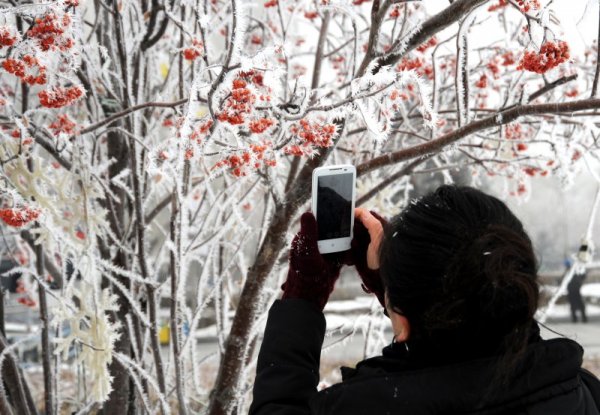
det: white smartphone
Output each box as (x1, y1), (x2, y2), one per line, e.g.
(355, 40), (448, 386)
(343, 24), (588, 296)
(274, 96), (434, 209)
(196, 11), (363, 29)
(311, 165), (356, 254)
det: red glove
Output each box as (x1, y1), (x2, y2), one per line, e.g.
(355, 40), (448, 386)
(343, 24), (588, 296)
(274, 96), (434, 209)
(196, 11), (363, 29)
(348, 210), (387, 309)
(281, 212), (345, 311)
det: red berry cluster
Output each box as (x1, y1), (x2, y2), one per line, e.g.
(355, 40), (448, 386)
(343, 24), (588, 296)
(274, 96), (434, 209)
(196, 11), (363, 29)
(304, 10), (318, 20)
(0, 26), (18, 47)
(352, 0), (371, 5)
(251, 34), (263, 45)
(16, 278), (37, 308)
(516, 0), (540, 12)
(238, 69), (264, 87)
(183, 39), (204, 61)
(396, 57), (433, 79)
(501, 51), (516, 66)
(283, 144), (308, 157)
(213, 142), (275, 176)
(217, 78), (256, 125)
(249, 118), (274, 134)
(488, 0), (538, 12)
(565, 88), (578, 97)
(475, 74), (488, 88)
(488, 0), (506, 11)
(290, 119), (337, 148)
(416, 37), (437, 53)
(517, 41), (570, 74)
(2, 56), (47, 85)
(523, 166), (547, 177)
(190, 119), (214, 142)
(0, 207), (40, 227)
(27, 13), (74, 52)
(504, 123), (524, 140)
(264, 0), (277, 7)
(49, 114), (77, 136)
(39, 85), (84, 108)
(330, 55), (345, 70)
(487, 62), (500, 78)
(389, 7), (400, 18)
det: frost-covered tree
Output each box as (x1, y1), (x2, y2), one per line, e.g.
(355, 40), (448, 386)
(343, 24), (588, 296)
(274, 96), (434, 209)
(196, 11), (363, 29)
(1, 0), (600, 414)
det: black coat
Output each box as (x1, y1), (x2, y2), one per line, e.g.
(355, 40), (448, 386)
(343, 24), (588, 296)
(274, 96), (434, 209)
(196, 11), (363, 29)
(250, 299), (600, 415)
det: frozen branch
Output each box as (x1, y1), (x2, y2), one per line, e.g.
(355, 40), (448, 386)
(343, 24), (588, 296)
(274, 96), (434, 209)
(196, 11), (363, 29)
(357, 98), (600, 176)
(377, 0), (489, 72)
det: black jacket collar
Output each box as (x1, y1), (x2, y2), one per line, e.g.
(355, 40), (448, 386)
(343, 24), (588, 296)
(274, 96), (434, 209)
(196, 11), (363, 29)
(313, 336), (584, 414)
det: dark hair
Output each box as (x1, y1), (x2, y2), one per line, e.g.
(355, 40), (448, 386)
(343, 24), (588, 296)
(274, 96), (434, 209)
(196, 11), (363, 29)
(379, 185), (539, 377)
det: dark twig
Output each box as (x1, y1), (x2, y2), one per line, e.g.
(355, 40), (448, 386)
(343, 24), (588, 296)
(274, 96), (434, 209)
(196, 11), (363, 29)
(592, 0), (600, 98)
(528, 74), (578, 102)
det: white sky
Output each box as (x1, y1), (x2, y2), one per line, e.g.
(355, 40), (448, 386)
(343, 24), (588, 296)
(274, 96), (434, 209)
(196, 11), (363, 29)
(421, 0), (598, 56)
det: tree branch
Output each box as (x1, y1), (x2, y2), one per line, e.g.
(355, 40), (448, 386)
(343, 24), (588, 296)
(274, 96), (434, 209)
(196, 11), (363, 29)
(356, 155), (432, 206)
(77, 98), (188, 136)
(528, 74), (578, 102)
(376, 0), (489, 73)
(0, 333), (36, 415)
(592, 0), (600, 98)
(357, 98), (600, 176)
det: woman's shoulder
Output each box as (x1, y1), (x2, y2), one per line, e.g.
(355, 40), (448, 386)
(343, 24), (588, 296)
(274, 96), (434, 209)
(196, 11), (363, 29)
(311, 338), (594, 415)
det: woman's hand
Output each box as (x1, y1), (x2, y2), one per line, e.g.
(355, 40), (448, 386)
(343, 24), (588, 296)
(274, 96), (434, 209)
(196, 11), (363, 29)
(281, 212), (344, 311)
(355, 208), (385, 269)
(350, 208), (387, 308)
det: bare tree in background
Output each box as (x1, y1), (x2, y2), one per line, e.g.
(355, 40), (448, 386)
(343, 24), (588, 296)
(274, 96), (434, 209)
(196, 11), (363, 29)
(1, 0), (599, 414)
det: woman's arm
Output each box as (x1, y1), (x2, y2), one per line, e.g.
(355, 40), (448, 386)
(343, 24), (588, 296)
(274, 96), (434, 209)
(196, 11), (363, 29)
(249, 299), (326, 415)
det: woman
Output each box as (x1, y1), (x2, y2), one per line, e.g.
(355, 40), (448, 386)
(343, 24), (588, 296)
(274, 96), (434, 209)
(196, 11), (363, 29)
(250, 185), (600, 414)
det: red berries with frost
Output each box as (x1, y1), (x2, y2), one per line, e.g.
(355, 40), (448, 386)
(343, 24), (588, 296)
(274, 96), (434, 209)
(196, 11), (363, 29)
(475, 74), (488, 88)
(0, 26), (18, 47)
(2, 56), (47, 85)
(501, 51), (515, 66)
(0, 207), (40, 227)
(28, 13), (74, 51)
(291, 119), (337, 148)
(565, 89), (578, 97)
(489, 0), (539, 12)
(39, 86), (84, 108)
(416, 37), (437, 53)
(517, 41), (570, 74)
(183, 39), (204, 61)
(249, 118), (274, 134)
(504, 123), (524, 140)
(216, 78), (256, 125)
(49, 114), (77, 136)
(283, 145), (305, 157)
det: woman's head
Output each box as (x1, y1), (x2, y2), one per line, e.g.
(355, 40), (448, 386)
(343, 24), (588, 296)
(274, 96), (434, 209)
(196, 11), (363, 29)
(379, 185), (539, 361)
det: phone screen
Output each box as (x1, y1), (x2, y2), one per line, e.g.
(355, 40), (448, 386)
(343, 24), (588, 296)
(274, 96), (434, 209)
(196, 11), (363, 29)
(316, 173), (353, 240)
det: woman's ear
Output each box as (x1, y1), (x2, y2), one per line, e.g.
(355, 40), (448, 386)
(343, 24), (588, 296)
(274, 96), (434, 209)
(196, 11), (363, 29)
(390, 313), (411, 342)
(385, 291), (411, 342)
